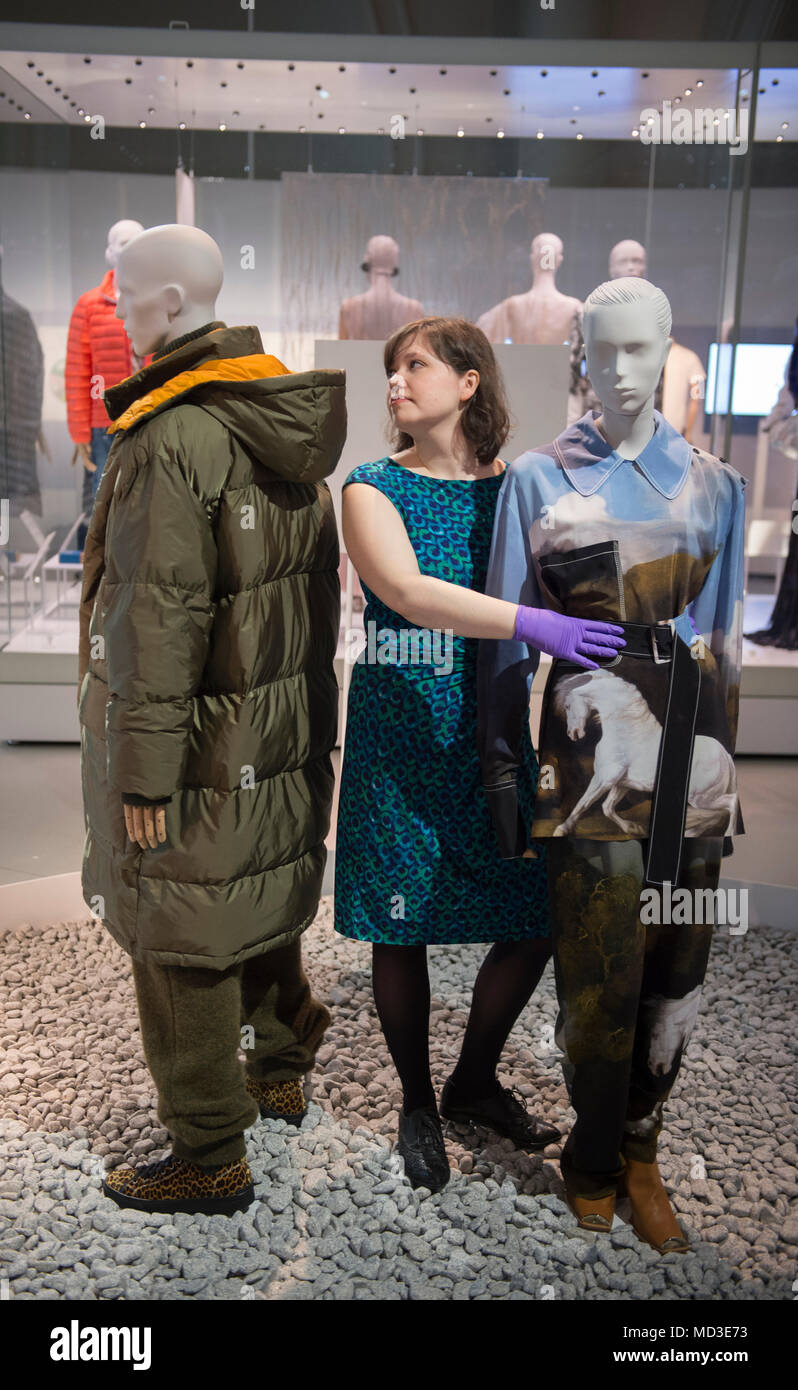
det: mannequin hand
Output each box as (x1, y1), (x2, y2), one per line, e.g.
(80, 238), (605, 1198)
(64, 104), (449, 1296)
(78, 442), (95, 471)
(514, 606), (625, 670)
(123, 802), (167, 850)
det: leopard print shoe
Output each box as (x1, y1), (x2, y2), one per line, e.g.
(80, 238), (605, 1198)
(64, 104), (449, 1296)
(102, 1154), (255, 1216)
(245, 1074), (307, 1126)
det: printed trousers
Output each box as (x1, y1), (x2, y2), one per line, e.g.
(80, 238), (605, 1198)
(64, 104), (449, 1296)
(545, 836), (723, 1197)
(130, 940), (331, 1167)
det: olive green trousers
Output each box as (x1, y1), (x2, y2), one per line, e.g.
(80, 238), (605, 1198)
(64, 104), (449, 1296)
(130, 941), (331, 1167)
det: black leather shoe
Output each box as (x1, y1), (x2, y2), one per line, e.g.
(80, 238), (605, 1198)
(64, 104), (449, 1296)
(396, 1106), (450, 1193)
(440, 1078), (561, 1152)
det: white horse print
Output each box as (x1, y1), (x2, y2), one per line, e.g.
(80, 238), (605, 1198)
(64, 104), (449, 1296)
(551, 671), (737, 837)
(639, 985), (704, 1077)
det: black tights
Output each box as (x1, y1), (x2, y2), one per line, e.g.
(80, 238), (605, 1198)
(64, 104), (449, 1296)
(371, 937), (552, 1114)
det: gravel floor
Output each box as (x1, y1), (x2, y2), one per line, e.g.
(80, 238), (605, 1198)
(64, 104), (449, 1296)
(0, 901), (795, 1301)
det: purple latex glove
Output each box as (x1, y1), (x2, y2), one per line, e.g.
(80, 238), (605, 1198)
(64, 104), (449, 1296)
(688, 612), (700, 638)
(513, 606), (626, 670)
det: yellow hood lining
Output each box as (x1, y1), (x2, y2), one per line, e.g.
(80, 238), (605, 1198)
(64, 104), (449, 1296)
(109, 354), (291, 433)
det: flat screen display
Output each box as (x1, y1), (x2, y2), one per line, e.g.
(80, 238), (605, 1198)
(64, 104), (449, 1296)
(705, 342), (792, 416)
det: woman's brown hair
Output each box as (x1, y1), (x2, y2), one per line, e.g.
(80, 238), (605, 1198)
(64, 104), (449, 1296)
(383, 316), (512, 465)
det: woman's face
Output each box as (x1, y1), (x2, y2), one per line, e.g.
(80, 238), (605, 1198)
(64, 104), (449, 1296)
(386, 334), (477, 435)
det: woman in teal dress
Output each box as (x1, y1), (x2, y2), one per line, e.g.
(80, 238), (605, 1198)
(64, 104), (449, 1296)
(335, 316), (624, 1192)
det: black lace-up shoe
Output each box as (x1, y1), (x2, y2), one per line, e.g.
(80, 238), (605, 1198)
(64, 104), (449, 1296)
(440, 1078), (561, 1152)
(396, 1106), (451, 1193)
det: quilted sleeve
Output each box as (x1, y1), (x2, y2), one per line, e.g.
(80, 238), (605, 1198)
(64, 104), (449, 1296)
(65, 294), (93, 444)
(101, 434), (218, 801)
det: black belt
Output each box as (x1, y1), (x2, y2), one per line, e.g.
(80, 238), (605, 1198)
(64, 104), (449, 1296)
(570, 619), (700, 887)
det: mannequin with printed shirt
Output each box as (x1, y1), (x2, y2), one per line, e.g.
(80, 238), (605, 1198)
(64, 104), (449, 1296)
(478, 277), (746, 1252)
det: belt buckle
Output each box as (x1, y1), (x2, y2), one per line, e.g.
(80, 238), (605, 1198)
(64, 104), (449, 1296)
(649, 625), (669, 665)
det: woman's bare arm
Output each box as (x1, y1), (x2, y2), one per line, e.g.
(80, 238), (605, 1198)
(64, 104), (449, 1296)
(342, 482), (518, 638)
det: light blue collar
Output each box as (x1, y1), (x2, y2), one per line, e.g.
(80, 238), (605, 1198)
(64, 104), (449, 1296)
(553, 409), (693, 500)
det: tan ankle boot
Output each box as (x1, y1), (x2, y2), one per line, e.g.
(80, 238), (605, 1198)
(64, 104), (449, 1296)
(620, 1156), (689, 1253)
(565, 1189), (616, 1233)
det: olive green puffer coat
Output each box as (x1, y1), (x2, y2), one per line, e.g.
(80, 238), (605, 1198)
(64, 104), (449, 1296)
(77, 323), (346, 969)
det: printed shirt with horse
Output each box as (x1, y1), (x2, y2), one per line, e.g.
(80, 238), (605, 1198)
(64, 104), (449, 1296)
(477, 409), (746, 844)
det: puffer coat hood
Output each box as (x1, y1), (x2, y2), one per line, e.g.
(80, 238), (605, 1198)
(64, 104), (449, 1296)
(78, 322), (346, 969)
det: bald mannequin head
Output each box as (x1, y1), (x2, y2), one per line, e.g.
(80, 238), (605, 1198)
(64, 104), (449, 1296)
(609, 239), (647, 280)
(115, 224), (224, 355)
(105, 220), (145, 269)
(530, 232), (564, 274)
(361, 234), (399, 276)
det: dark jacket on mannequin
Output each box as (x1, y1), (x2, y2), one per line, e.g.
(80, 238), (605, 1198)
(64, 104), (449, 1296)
(77, 322), (346, 969)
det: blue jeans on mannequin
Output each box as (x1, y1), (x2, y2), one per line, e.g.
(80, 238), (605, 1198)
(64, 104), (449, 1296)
(77, 427), (113, 550)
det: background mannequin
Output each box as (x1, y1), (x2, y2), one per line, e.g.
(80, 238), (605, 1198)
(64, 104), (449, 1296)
(338, 234), (424, 340)
(66, 219), (145, 550)
(660, 337), (706, 441)
(478, 232), (582, 345)
(0, 245), (45, 522)
(609, 239), (648, 280)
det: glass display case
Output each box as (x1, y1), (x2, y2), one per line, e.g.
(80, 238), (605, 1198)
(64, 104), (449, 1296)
(0, 17), (796, 747)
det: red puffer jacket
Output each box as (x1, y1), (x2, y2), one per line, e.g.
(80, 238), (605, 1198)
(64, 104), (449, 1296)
(65, 269), (145, 443)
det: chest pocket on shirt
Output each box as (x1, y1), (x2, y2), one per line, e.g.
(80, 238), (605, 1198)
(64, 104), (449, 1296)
(538, 539), (626, 621)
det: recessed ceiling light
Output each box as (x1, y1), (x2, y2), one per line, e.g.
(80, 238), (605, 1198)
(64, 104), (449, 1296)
(178, 121), (186, 129)
(632, 128), (639, 137)
(490, 69), (497, 76)
(339, 65), (346, 72)
(497, 129), (504, 138)
(389, 67), (396, 74)
(219, 123), (226, 131)
(503, 89), (510, 96)
(696, 79), (703, 87)
(139, 120), (146, 128)
(24, 112), (30, 119)
(536, 130), (544, 139)
(135, 58), (142, 66)
(298, 124), (306, 132)
(237, 62), (244, 69)
(338, 126), (345, 134)
(591, 70), (598, 77)
(684, 87), (692, 95)
(288, 63), (295, 71)
(125, 78), (132, 84)
(777, 134), (784, 142)
(457, 127), (464, 137)
(576, 132), (583, 140)
(439, 68), (447, 75)
(416, 128), (424, 135)
(781, 121), (789, 128)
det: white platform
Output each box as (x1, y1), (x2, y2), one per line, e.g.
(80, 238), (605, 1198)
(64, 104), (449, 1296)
(2, 584), (797, 752)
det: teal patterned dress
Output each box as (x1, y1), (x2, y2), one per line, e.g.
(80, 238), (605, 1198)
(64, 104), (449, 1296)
(334, 456), (549, 946)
